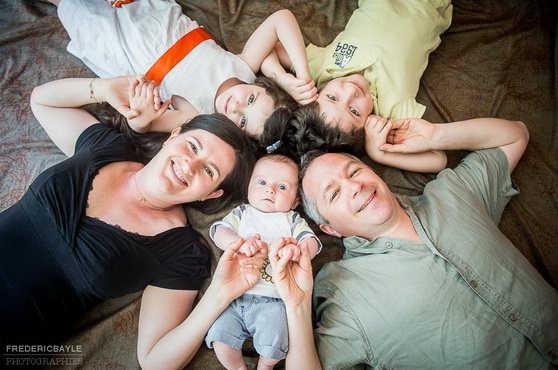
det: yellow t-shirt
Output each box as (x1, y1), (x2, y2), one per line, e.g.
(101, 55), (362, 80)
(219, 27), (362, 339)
(306, 0), (453, 119)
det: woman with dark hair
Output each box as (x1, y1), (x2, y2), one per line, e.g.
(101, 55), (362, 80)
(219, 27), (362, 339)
(0, 77), (259, 369)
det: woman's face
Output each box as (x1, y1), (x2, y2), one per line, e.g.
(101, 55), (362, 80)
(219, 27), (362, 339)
(316, 74), (373, 133)
(145, 128), (236, 205)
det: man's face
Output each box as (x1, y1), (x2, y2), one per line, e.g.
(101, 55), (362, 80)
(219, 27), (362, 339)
(316, 74), (373, 133)
(302, 153), (398, 239)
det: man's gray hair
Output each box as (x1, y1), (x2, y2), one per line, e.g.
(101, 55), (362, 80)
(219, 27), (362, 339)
(299, 150), (328, 225)
(299, 150), (364, 225)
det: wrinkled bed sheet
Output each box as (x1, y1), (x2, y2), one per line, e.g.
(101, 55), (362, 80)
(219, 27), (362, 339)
(1, 0), (556, 368)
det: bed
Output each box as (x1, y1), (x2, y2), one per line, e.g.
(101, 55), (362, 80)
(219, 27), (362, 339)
(1, 0), (556, 368)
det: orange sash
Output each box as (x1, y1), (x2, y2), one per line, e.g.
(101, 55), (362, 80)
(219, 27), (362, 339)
(145, 27), (214, 85)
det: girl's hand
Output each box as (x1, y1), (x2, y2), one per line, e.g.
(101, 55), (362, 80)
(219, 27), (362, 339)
(277, 73), (318, 105)
(213, 239), (266, 302)
(127, 80), (171, 133)
(269, 237), (313, 308)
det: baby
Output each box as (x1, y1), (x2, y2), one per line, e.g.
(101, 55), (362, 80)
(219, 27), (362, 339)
(206, 154), (320, 369)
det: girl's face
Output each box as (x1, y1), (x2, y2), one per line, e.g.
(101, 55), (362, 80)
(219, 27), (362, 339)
(214, 84), (275, 139)
(316, 74), (373, 133)
(144, 128), (236, 206)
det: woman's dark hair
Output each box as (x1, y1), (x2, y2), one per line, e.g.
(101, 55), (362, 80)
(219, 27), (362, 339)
(89, 102), (168, 162)
(259, 103), (364, 163)
(89, 104), (256, 214)
(180, 114), (256, 214)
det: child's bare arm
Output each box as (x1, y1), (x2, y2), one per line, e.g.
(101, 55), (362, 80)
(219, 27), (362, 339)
(131, 94), (199, 133)
(239, 9), (317, 101)
(212, 225), (243, 251)
(127, 80), (172, 133)
(365, 115), (447, 173)
(260, 46), (317, 105)
(301, 237), (319, 259)
(240, 10), (306, 74)
(213, 226), (265, 257)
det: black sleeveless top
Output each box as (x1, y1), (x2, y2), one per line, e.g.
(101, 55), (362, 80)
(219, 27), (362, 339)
(0, 124), (211, 346)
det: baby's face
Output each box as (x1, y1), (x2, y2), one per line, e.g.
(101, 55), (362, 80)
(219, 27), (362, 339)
(247, 158), (299, 213)
(316, 74), (373, 133)
(214, 83), (274, 139)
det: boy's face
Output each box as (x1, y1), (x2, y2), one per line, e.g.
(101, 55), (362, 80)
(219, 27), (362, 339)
(247, 158), (299, 213)
(214, 84), (274, 139)
(316, 74), (373, 133)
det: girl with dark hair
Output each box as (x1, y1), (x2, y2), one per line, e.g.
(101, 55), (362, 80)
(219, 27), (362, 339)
(0, 77), (259, 369)
(49, 0), (316, 139)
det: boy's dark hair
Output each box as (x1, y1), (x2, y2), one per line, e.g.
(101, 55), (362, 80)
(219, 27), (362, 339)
(259, 103), (365, 163)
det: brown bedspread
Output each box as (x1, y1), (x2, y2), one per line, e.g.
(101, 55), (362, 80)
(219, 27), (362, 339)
(1, 0), (556, 368)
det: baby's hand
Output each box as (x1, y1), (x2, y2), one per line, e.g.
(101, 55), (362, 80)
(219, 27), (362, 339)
(364, 115), (393, 161)
(127, 80), (171, 133)
(277, 240), (301, 262)
(277, 73), (317, 105)
(239, 234), (267, 257)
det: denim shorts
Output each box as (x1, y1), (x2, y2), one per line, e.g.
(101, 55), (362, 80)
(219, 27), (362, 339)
(205, 293), (288, 360)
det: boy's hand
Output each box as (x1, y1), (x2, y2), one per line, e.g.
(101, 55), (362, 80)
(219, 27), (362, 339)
(276, 73), (318, 105)
(364, 115), (394, 161)
(127, 80), (171, 133)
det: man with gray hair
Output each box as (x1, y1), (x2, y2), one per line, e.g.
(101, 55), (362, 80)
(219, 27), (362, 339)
(299, 116), (558, 369)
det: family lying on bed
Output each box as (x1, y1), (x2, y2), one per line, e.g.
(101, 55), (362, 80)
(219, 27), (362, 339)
(1, 0), (557, 369)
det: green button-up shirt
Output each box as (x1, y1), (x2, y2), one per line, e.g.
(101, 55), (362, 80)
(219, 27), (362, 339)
(314, 149), (558, 369)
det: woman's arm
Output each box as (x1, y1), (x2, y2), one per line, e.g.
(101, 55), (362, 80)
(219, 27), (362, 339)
(365, 116), (447, 173)
(137, 239), (265, 370)
(381, 117), (529, 172)
(30, 76), (144, 156)
(30, 78), (103, 156)
(269, 238), (322, 369)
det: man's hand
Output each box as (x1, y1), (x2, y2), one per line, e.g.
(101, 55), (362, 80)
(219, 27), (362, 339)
(277, 238), (302, 262)
(269, 237), (313, 307)
(380, 117), (437, 153)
